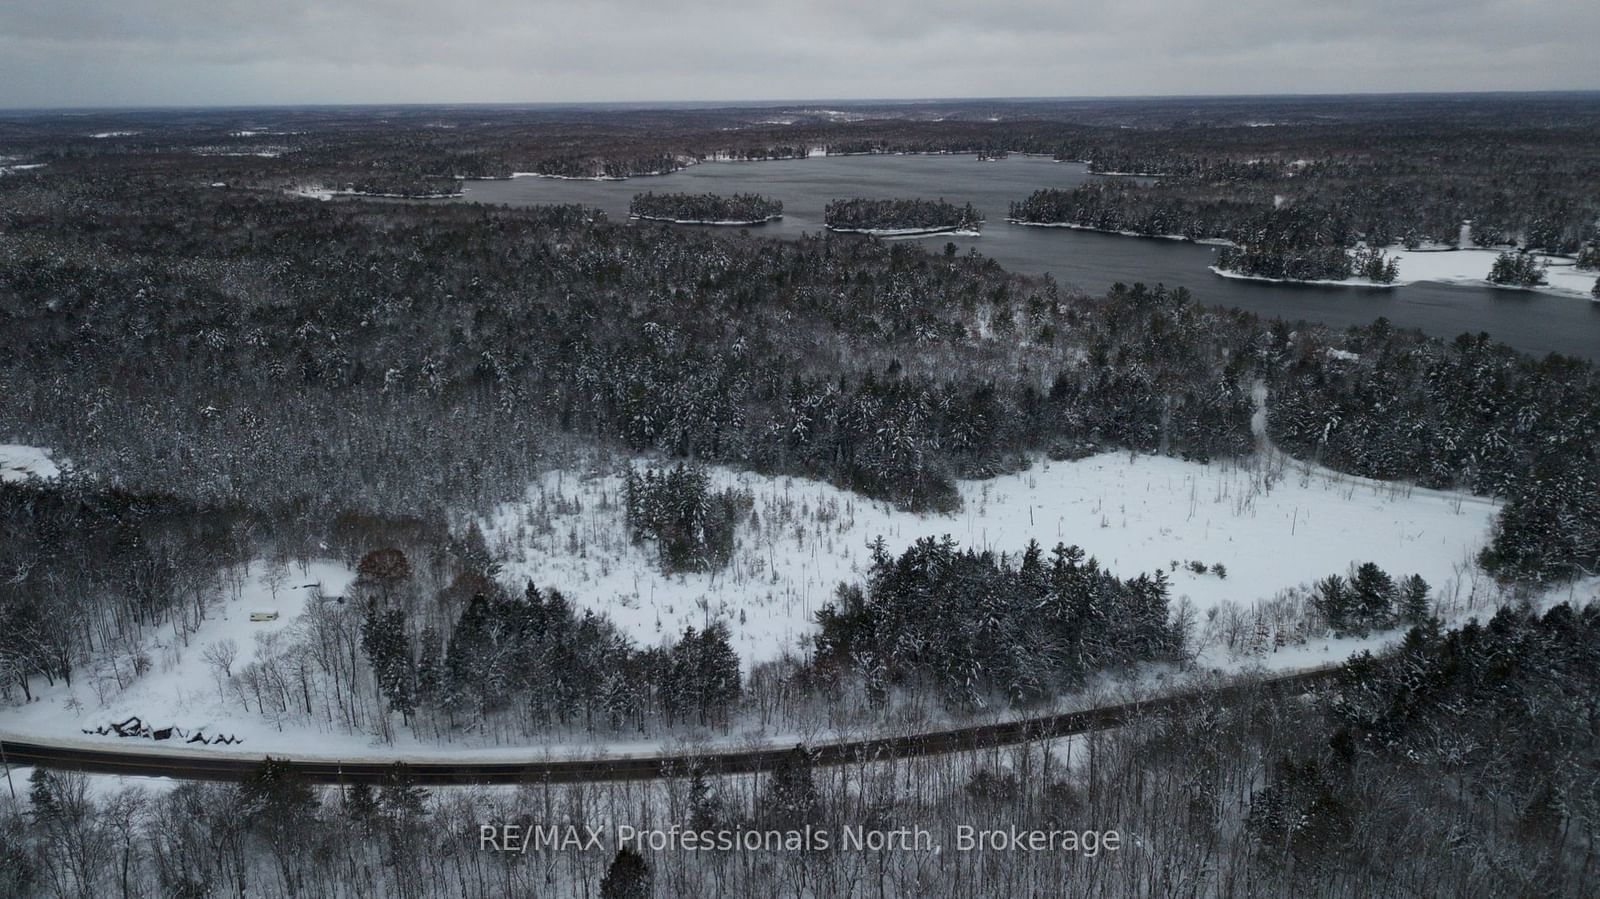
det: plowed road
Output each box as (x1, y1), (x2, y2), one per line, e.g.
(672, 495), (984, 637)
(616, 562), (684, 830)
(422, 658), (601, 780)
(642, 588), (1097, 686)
(1, 668), (1335, 785)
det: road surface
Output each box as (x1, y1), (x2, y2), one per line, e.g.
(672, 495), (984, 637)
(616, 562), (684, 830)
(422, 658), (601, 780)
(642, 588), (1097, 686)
(0, 667), (1335, 786)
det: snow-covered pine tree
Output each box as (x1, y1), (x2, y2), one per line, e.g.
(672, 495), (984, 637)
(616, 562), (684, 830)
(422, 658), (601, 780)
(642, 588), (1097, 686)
(599, 847), (651, 899)
(1350, 562), (1397, 632)
(1398, 574), (1431, 626)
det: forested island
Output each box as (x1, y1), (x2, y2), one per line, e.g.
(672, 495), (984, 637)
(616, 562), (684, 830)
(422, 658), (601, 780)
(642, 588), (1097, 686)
(824, 197), (983, 235)
(629, 191), (783, 225)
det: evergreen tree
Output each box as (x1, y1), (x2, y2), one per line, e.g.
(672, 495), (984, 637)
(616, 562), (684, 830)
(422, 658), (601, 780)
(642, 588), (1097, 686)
(414, 625), (444, 709)
(687, 769), (724, 832)
(241, 757), (318, 828)
(1350, 562), (1396, 631)
(763, 745), (820, 825)
(26, 768), (59, 824)
(1488, 250), (1547, 286)
(344, 783), (380, 832)
(599, 847), (651, 899)
(379, 762), (429, 820)
(1398, 574), (1431, 626)
(361, 606), (417, 724)
(239, 755), (321, 891)
(1314, 575), (1354, 634)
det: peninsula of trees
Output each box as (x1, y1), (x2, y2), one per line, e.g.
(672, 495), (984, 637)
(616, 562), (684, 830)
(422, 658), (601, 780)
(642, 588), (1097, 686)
(629, 191), (783, 225)
(824, 198), (983, 235)
(1213, 243), (1400, 284)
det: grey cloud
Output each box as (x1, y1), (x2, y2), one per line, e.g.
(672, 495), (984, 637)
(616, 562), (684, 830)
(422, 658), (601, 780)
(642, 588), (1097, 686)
(0, 0), (1594, 107)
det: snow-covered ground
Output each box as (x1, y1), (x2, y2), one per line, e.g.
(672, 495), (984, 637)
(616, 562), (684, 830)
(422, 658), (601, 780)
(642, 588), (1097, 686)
(0, 443), (60, 482)
(1387, 247), (1596, 298)
(484, 450), (1500, 668)
(1213, 247), (1598, 299)
(7, 437), (1589, 764)
(2, 561), (366, 755)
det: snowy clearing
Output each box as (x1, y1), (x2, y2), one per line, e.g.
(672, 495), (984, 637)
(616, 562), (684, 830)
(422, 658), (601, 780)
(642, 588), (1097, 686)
(0, 442), (1572, 763)
(485, 451), (1500, 668)
(0, 444), (60, 482)
(1387, 247), (1597, 298)
(1212, 247), (1598, 299)
(2, 562), (366, 756)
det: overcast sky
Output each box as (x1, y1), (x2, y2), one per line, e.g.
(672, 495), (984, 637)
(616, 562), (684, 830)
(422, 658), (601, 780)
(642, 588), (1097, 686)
(2, 0), (1596, 108)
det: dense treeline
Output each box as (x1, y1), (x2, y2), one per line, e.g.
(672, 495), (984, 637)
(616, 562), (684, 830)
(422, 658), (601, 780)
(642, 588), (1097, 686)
(0, 178), (1258, 519)
(1267, 322), (1600, 581)
(1310, 562), (1432, 636)
(5, 602), (1596, 897)
(823, 198), (982, 233)
(1012, 160), (1600, 257)
(1214, 243), (1399, 283)
(629, 191), (782, 223)
(2, 173), (1594, 580)
(526, 153), (683, 180)
(815, 537), (1182, 709)
(1214, 244), (1353, 282)
(1011, 183), (1265, 241)
(411, 578), (742, 734)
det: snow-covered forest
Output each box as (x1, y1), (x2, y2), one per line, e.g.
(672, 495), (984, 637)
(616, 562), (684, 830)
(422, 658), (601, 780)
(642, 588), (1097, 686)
(629, 192), (782, 224)
(4, 603), (1597, 897)
(2, 96), (1599, 896)
(824, 198), (983, 234)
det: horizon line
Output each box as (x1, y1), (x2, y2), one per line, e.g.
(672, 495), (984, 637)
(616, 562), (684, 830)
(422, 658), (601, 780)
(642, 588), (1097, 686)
(4, 88), (1600, 116)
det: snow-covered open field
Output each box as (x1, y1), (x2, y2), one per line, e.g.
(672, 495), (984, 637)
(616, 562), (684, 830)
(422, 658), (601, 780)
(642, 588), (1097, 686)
(0, 443), (60, 482)
(7, 440), (1591, 762)
(2, 562), (362, 752)
(1389, 247), (1597, 298)
(484, 450), (1500, 667)
(1213, 247), (1598, 299)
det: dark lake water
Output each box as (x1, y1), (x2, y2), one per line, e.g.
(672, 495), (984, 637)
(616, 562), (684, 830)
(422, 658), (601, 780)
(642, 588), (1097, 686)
(443, 155), (1600, 361)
